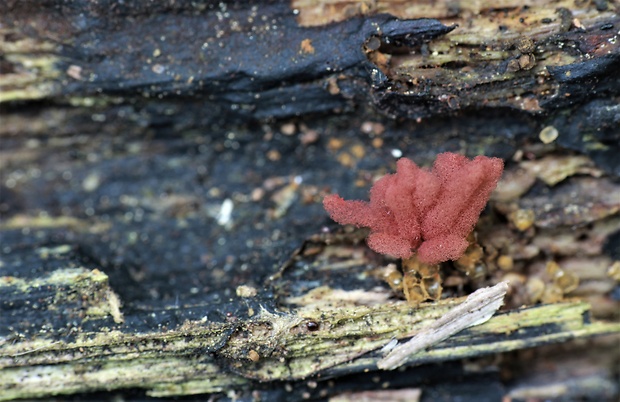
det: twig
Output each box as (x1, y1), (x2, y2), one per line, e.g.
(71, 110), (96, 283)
(378, 281), (509, 370)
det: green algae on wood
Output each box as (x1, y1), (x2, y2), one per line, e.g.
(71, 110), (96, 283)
(2, 285), (619, 400)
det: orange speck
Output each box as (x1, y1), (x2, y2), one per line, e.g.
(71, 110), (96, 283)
(300, 38), (315, 54)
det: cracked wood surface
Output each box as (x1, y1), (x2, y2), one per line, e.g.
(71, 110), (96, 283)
(1, 1), (619, 401)
(1, 263), (618, 399)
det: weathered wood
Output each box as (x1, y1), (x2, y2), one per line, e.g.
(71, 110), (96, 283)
(1, 1), (619, 401)
(1, 263), (618, 399)
(2, 0), (618, 175)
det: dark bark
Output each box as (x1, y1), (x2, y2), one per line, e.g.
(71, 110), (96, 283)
(1, 1), (619, 401)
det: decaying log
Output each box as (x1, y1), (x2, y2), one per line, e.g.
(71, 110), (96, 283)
(1, 262), (618, 400)
(1, 1), (619, 401)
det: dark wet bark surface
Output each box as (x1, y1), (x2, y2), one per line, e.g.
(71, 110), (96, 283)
(1, 1), (619, 401)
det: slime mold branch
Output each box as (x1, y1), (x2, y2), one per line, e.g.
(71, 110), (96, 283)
(323, 153), (504, 265)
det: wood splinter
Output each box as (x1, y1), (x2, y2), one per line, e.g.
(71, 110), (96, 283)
(378, 281), (509, 370)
